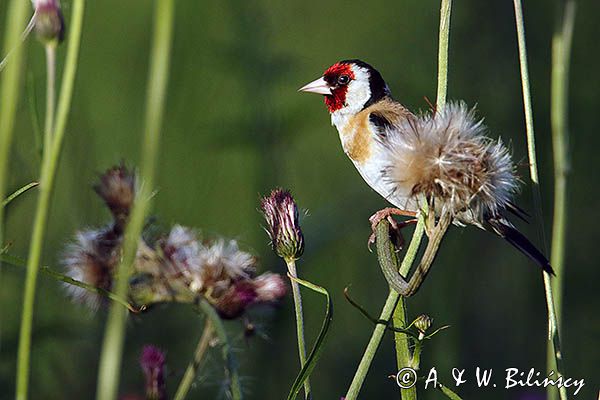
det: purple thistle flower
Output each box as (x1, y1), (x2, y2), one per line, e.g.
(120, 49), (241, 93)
(260, 189), (304, 262)
(215, 280), (258, 319)
(215, 273), (287, 319)
(140, 345), (166, 400)
(32, 0), (65, 44)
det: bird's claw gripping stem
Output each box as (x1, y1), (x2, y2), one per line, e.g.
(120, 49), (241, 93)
(376, 211), (452, 297)
(368, 207), (418, 250)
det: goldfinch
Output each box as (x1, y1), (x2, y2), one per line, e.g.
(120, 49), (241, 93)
(299, 59), (553, 292)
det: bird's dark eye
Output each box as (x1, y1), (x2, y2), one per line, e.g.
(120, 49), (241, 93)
(337, 75), (350, 85)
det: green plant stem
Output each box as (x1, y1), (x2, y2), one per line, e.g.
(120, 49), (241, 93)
(15, 2), (86, 399)
(345, 217), (425, 400)
(0, 253), (141, 312)
(409, 338), (423, 370)
(195, 300), (242, 400)
(390, 0), (451, 396)
(437, 383), (462, 400)
(44, 44), (56, 153)
(95, 2), (174, 400)
(548, 2), (575, 400)
(0, 0), (30, 256)
(286, 259), (311, 399)
(436, 0), (452, 111)
(174, 319), (214, 400)
(2, 182), (38, 208)
(512, 2), (568, 400)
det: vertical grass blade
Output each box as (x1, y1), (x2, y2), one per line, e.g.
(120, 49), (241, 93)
(512, 1), (569, 399)
(0, 0), (31, 258)
(15, 2), (86, 398)
(95, 1), (175, 399)
(549, 2), (576, 400)
(436, 0), (452, 110)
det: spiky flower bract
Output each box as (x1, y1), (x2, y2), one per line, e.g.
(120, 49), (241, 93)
(260, 189), (304, 262)
(382, 102), (518, 224)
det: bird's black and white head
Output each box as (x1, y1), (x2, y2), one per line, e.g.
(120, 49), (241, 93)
(299, 60), (391, 126)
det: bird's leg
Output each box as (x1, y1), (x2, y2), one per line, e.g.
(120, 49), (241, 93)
(378, 211), (452, 297)
(368, 207), (418, 250)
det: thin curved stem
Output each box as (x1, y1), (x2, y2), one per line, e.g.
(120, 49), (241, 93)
(174, 319), (214, 400)
(512, 2), (568, 400)
(95, 1), (174, 399)
(195, 301), (242, 400)
(15, 2), (86, 399)
(1, 253), (142, 312)
(286, 259), (311, 399)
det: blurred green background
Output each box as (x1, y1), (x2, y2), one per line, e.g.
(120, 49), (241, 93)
(0, 0), (598, 399)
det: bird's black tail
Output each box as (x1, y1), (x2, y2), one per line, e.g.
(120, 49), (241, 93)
(486, 217), (555, 276)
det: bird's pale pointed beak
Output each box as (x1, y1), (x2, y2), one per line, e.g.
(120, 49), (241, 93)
(298, 77), (332, 95)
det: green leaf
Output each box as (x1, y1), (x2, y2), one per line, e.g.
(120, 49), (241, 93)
(2, 181), (38, 208)
(286, 275), (333, 400)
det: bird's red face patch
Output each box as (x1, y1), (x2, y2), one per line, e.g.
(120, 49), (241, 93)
(323, 63), (355, 113)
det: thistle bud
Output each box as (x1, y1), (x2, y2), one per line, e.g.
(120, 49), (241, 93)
(260, 189), (304, 262)
(413, 314), (432, 336)
(140, 345), (166, 400)
(94, 164), (136, 230)
(32, 0), (65, 44)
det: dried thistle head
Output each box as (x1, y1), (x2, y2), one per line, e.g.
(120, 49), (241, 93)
(32, 0), (65, 44)
(384, 102), (518, 222)
(159, 225), (201, 278)
(140, 345), (166, 400)
(195, 238), (257, 296)
(260, 189), (304, 262)
(94, 164), (136, 230)
(62, 227), (121, 310)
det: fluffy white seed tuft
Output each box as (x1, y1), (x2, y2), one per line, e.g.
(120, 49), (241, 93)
(382, 102), (519, 223)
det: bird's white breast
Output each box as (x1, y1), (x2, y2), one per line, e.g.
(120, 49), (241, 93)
(331, 112), (418, 212)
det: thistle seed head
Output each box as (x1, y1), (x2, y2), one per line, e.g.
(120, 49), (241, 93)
(160, 225), (201, 277)
(383, 102), (518, 222)
(62, 227), (121, 310)
(260, 189), (304, 262)
(196, 238), (257, 296)
(253, 272), (288, 302)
